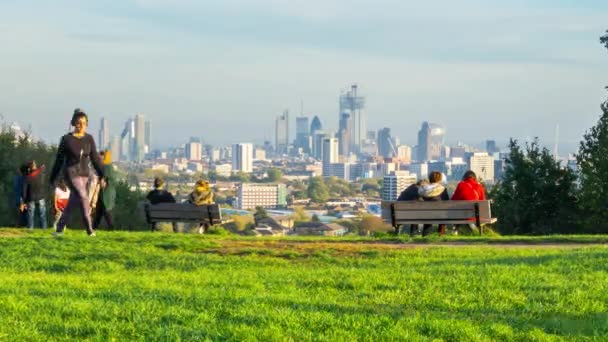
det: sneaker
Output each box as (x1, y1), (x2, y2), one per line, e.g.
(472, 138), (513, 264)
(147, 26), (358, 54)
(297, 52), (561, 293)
(52, 231), (64, 237)
(88, 232), (96, 237)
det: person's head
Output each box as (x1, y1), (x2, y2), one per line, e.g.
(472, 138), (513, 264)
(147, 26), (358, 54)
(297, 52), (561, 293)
(100, 150), (112, 165)
(462, 170), (477, 181)
(195, 179), (209, 192)
(154, 177), (165, 190)
(19, 163), (29, 176)
(428, 171), (442, 184)
(71, 108), (88, 134)
(27, 160), (37, 173)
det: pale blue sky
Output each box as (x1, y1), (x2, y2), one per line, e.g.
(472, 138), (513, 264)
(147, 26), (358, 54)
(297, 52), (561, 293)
(0, 0), (606, 152)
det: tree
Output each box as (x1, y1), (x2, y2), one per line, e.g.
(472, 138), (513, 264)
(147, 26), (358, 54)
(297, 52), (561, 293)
(491, 139), (578, 234)
(266, 168), (283, 182)
(576, 95), (608, 232)
(358, 215), (392, 235)
(253, 206), (269, 225)
(291, 206), (310, 222)
(307, 177), (329, 203)
(601, 30), (608, 50)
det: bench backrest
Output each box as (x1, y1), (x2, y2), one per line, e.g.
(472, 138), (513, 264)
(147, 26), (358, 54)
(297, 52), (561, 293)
(145, 203), (222, 225)
(381, 200), (494, 226)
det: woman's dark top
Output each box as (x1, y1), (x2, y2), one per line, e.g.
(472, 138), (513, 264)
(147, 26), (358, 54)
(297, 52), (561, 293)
(146, 190), (176, 205)
(50, 133), (104, 184)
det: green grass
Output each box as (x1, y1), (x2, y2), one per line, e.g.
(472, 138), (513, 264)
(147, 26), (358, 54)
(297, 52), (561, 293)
(0, 229), (607, 341)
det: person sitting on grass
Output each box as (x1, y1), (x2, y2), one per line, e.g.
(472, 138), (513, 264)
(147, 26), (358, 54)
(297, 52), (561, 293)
(418, 171), (450, 236)
(188, 180), (215, 234)
(146, 177), (178, 233)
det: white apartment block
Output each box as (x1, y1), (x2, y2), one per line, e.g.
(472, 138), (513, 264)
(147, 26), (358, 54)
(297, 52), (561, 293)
(232, 143), (253, 173)
(237, 183), (287, 210)
(382, 171), (417, 201)
(469, 152), (495, 183)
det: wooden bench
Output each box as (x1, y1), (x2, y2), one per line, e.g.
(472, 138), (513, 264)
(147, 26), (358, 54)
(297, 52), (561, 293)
(381, 200), (497, 235)
(144, 203), (222, 232)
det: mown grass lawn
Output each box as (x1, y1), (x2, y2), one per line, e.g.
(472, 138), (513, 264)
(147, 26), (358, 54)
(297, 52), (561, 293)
(0, 229), (607, 341)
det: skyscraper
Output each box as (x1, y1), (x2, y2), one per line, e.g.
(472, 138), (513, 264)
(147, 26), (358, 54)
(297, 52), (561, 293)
(145, 120), (151, 151)
(417, 122), (445, 161)
(185, 141), (202, 161)
(120, 118), (135, 161)
(338, 113), (352, 157)
(469, 152), (495, 183)
(313, 131), (329, 160)
(377, 127), (395, 158)
(134, 114), (146, 162)
(486, 140), (499, 154)
(310, 115), (322, 136)
(232, 143), (253, 173)
(322, 137), (339, 176)
(295, 116), (310, 153)
(339, 84), (366, 153)
(99, 117), (110, 150)
(275, 110), (289, 156)
(109, 135), (121, 162)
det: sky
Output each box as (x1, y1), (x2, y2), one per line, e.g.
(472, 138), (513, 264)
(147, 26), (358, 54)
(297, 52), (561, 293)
(0, 0), (607, 153)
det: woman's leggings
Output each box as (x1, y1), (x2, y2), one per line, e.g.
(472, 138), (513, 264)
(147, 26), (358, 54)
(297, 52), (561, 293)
(56, 175), (94, 234)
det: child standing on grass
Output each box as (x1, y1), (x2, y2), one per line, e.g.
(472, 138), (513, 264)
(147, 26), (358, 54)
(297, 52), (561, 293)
(52, 180), (70, 229)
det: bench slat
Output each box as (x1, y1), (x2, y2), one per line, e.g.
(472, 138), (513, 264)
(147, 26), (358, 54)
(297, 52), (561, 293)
(394, 210), (476, 220)
(394, 218), (497, 225)
(145, 204), (222, 224)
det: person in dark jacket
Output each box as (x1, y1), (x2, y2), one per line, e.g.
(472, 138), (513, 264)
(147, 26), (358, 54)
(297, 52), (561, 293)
(22, 160), (48, 228)
(146, 177), (178, 233)
(396, 180), (423, 235)
(92, 150), (116, 230)
(49, 108), (104, 237)
(418, 171), (449, 236)
(14, 163), (29, 227)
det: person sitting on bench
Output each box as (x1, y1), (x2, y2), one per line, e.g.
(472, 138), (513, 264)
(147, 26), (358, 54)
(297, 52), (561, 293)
(396, 180), (423, 235)
(451, 170), (486, 233)
(418, 171), (450, 236)
(188, 180), (215, 234)
(146, 177), (178, 233)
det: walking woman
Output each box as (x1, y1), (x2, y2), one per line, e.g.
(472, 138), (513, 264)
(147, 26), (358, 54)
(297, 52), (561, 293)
(49, 108), (104, 236)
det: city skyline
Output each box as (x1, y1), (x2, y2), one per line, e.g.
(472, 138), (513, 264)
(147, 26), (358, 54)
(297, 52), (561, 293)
(0, 1), (606, 153)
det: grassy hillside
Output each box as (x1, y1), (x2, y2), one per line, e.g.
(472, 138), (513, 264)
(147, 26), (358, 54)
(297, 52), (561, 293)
(0, 229), (607, 341)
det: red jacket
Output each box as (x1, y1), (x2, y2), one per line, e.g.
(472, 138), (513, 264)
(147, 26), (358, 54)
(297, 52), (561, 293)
(451, 178), (486, 201)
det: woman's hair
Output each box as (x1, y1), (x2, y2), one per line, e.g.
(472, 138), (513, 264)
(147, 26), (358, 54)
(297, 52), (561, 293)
(154, 177), (165, 189)
(462, 170), (477, 181)
(70, 108), (88, 126)
(428, 171), (442, 184)
(100, 150), (112, 164)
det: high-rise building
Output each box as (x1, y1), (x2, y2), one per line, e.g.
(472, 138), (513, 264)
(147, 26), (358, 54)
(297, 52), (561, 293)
(134, 114), (146, 162)
(275, 110), (289, 156)
(185, 142), (202, 161)
(232, 143), (253, 173)
(409, 162), (429, 180)
(295, 116), (310, 154)
(322, 137), (339, 176)
(99, 117), (110, 150)
(109, 135), (121, 162)
(397, 145), (412, 164)
(310, 116), (322, 136)
(469, 152), (495, 183)
(451, 145), (466, 158)
(237, 183), (287, 210)
(382, 171), (417, 201)
(339, 84), (366, 153)
(338, 113), (352, 157)
(312, 131), (329, 160)
(377, 127), (395, 158)
(486, 140), (499, 154)
(417, 122), (445, 162)
(145, 120), (151, 151)
(120, 118), (135, 161)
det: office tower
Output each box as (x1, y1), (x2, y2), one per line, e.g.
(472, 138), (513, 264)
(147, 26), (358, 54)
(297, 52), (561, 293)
(486, 140), (499, 154)
(120, 118), (135, 161)
(310, 115), (322, 136)
(397, 145), (412, 164)
(109, 135), (121, 163)
(409, 162), (429, 180)
(295, 116), (310, 153)
(451, 145), (466, 158)
(99, 117), (110, 150)
(377, 127), (395, 158)
(145, 120), (151, 151)
(382, 171), (417, 201)
(322, 137), (339, 176)
(469, 152), (495, 183)
(275, 110), (289, 156)
(339, 84), (366, 153)
(313, 131), (329, 160)
(367, 130), (376, 140)
(254, 148), (266, 161)
(417, 122), (445, 161)
(338, 113), (352, 157)
(232, 143), (253, 173)
(134, 114), (146, 162)
(185, 141), (202, 161)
